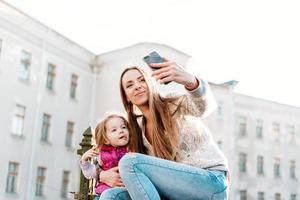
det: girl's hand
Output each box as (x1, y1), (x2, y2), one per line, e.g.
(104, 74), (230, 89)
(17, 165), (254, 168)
(150, 58), (197, 87)
(99, 166), (124, 187)
(81, 147), (99, 162)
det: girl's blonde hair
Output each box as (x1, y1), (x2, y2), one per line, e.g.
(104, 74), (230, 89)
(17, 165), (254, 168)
(94, 114), (130, 147)
(119, 67), (179, 161)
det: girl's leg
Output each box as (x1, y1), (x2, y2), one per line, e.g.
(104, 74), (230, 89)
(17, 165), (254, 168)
(99, 187), (131, 200)
(119, 153), (228, 200)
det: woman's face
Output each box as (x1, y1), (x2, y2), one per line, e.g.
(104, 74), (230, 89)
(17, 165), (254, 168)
(121, 69), (149, 106)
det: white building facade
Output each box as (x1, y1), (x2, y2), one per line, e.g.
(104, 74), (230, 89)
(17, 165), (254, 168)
(0, 2), (299, 200)
(204, 83), (300, 200)
(0, 2), (95, 200)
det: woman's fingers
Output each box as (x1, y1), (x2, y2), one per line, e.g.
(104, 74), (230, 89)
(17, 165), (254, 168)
(162, 57), (169, 62)
(152, 66), (172, 76)
(149, 60), (173, 69)
(115, 181), (125, 187)
(153, 70), (172, 80)
(111, 166), (119, 172)
(108, 167), (124, 187)
(100, 167), (122, 187)
(159, 75), (174, 84)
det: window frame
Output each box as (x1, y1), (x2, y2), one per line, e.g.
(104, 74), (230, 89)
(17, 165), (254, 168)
(6, 162), (19, 194)
(11, 104), (26, 136)
(41, 113), (51, 142)
(18, 50), (32, 81)
(35, 167), (46, 196)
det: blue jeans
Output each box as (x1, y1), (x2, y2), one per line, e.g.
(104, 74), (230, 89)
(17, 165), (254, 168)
(99, 187), (131, 200)
(101, 153), (228, 200)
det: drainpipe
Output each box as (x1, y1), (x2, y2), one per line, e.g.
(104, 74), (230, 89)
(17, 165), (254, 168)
(25, 27), (50, 200)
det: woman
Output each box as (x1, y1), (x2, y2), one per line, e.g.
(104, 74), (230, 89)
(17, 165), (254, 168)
(99, 58), (229, 200)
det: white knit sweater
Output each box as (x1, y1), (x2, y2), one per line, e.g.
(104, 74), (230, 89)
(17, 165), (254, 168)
(140, 80), (229, 172)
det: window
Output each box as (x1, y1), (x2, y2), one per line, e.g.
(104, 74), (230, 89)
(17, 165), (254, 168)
(288, 125), (295, 136)
(290, 194), (297, 200)
(239, 153), (247, 173)
(288, 125), (295, 142)
(41, 114), (51, 142)
(36, 167), (46, 196)
(217, 102), (223, 118)
(290, 160), (296, 179)
(18, 50), (31, 80)
(240, 190), (247, 200)
(238, 116), (247, 136)
(217, 141), (222, 149)
(65, 121), (74, 147)
(274, 158), (281, 178)
(257, 156), (264, 175)
(272, 122), (280, 139)
(275, 193), (281, 200)
(61, 171), (70, 198)
(6, 162), (19, 193)
(70, 74), (78, 99)
(11, 104), (26, 136)
(46, 63), (56, 91)
(258, 192), (265, 200)
(256, 119), (263, 138)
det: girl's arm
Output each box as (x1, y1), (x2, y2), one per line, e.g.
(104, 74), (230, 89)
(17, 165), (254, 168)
(79, 147), (100, 179)
(80, 160), (98, 179)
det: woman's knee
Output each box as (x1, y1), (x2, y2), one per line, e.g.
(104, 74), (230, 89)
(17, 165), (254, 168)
(99, 189), (116, 200)
(99, 190), (112, 200)
(99, 188), (130, 200)
(119, 153), (138, 172)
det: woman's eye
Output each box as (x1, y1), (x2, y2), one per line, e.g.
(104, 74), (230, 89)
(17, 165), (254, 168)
(126, 84), (133, 88)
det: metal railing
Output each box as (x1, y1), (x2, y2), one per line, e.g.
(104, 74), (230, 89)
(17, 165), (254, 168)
(74, 127), (96, 200)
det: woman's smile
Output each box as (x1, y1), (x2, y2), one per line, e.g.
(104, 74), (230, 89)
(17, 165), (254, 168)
(135, 91), (146, 97)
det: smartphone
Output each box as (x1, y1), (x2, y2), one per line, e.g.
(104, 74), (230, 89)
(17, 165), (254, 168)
(143, 51), (164, 68)
(143, 51), (171, 84)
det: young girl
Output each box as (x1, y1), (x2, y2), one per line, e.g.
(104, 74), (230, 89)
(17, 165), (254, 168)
(80, 114), (130, 198)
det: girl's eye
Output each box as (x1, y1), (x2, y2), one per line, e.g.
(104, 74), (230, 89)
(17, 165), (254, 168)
(126, 84), (133, 88)
(139, 78), (145, 82)
(121, 125), (127, 129)
(111, 128), (117, 132)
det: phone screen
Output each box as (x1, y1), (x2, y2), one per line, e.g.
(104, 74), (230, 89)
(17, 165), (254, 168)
(143, 51), (164, 69)
(143, 51), (171, 84)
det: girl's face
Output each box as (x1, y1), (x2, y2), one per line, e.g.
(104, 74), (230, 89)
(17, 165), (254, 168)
(105, 117), (129, 147)
(121, 69), (149, 106)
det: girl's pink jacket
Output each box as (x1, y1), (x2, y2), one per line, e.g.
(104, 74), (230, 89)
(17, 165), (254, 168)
(95, 145), (127, 195)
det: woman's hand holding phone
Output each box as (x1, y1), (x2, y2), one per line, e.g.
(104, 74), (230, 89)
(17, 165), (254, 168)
(150, 57), (197, 87)
(143, 51), (171, 84)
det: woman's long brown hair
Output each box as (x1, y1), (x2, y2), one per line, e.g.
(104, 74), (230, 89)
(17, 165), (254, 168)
(120, 67), (179, 161)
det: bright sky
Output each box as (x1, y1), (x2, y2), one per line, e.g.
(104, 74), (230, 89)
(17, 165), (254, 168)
(5, 0), (300, 108)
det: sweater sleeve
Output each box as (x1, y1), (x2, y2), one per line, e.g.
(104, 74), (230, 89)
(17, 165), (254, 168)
(79, 160), (98, 180)
(174, 79), (217, 119)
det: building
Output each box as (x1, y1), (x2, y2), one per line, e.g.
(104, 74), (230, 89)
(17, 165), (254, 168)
(0, 1), (299, 200)
(0, 2), (94, 199)
(204, 82), (300, 200)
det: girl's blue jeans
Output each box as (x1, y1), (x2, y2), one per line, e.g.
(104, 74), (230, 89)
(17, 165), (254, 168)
(99, 153), (228, 200)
